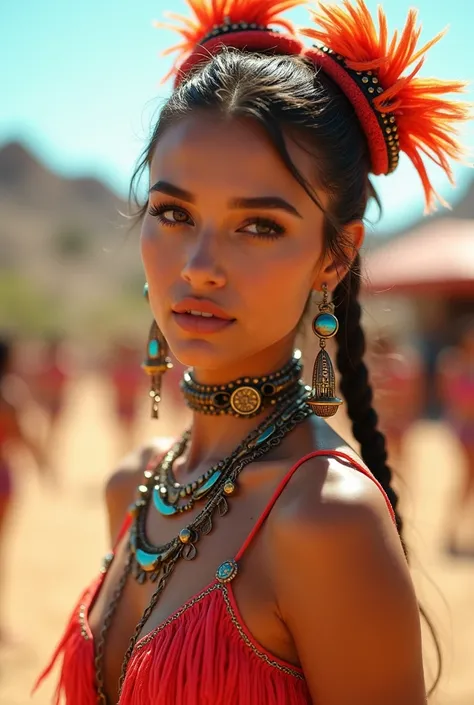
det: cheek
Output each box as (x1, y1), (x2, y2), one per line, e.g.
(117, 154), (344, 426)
(140, 221), (181, 325)
(243, 248), (316, 331)
(140, 220), (175, 282)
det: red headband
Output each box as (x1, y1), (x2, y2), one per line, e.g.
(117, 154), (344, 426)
(155, 0), (470, 212)
(156, 0), (306, 84)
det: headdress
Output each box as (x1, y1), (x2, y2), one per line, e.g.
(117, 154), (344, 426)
(301, 1), (470, 210)
(156, 0), (306, 83)
(156, 0), (470, 211)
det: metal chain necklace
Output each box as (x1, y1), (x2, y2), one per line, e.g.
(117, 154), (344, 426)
(150, 382), (307, 517)
(92, 391), (312, 705)
(132, 388), (308, 583)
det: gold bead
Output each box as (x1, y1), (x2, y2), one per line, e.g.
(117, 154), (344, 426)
(179, 528), (192, 543)
(224, 480), (235, 495)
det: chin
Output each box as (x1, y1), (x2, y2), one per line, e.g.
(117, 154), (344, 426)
(170, 338), (233, 370)
(169, 337), (251, 372)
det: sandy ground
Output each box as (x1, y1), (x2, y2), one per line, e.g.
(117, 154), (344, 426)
(0, 374), (473, 704)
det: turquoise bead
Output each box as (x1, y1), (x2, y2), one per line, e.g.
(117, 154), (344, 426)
(135, 548), (159, 572)
(193, 471), (222, 499)
(216, 559), (238, 583)
(313, 312), (338, 339)
(148, 339), (160, 357)
(143, 282), (149, 299)
(153, 486), (178, 515)
(256, 425), (275, 446)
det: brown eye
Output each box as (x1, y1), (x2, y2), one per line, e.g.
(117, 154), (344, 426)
(173, 209), (189, 222)
(254, 222), (273, 235)
(238, 218), (285, 239)
(148, 204), (194, 226)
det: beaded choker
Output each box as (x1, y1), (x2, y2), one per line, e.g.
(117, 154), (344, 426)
(180, 351), (303, 417)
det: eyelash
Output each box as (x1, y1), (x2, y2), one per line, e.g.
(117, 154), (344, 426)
(147, 202), (286, 240)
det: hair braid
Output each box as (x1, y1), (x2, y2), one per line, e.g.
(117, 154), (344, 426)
(333, 257), (445, 690)
(332, 253), (403, 537)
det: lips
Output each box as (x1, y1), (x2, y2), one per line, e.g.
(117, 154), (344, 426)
(172, 298), (234, 320)
(172, 298), (235, 335)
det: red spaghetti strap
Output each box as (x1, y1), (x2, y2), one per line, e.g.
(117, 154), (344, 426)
(235, 450), (396, 561)
(113, 511), (133, 551)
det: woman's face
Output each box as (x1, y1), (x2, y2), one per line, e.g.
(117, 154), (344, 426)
(141, 112), (340, 376)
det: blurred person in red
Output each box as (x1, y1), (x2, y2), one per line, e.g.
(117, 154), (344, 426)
(30, 335), (71, 454)
(438, 318), (474, 556)
(108, 340), (146, 452)
(369, 335), (424, 472)
(0, 336), (49, 642)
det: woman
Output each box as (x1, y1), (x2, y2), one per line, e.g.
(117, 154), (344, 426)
(0, 338), (46, 641)
(35, 1), (469, 703)
(437, 320), (474, 555)
(369, 335), (424, 471)
(107, 340), (146, 454)
(30, 336), (70, 456)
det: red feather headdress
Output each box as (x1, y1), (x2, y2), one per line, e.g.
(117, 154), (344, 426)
(301, 0), (471, 211)
(155, 0), (305, 85)
(155, 0), (471, 211)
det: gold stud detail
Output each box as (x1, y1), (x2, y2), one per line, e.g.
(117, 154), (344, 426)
(179, 528), (192, 543)
(224, 480), (236, 495)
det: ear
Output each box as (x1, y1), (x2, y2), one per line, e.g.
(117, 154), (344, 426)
(312, 220), (365, 293)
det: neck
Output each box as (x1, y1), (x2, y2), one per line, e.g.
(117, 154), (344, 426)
(182, 339), (297, 471)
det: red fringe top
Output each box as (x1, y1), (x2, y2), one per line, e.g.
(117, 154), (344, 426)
(34, 450), (395, 704)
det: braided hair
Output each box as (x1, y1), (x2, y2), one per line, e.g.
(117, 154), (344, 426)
(333, 254), (403, 535)
(333, 255), (444, 691)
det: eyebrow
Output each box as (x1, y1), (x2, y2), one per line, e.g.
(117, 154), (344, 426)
(230, 196), (302, 218)
(149, 181), (302, 218)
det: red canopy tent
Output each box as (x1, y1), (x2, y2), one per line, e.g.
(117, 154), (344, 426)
(363, 218), (474, 297)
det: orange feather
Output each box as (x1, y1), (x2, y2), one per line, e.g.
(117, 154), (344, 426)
(300, 0), (471, 211)
(156, 0), (305, 81)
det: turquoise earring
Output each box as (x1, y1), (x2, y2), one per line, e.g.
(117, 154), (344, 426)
(306, 284), (343, 418)
(142, 283), (173, 419)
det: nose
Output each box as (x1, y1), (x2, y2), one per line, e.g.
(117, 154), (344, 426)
(180, 232), (226, 289)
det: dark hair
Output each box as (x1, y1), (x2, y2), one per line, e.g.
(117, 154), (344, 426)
(130, 48), (441, 691)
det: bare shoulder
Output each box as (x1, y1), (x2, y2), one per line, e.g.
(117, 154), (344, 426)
(268, 453), (424, 704)
(105, 436), (174, 544)
(271, 451), (396, 540)
(267, 449), (408, 601)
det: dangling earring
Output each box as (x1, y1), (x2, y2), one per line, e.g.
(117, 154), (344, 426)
(307, 283), (342, 418)
(142, 283), (173, 419)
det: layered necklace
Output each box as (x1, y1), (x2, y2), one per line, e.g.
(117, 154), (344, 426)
(93, 357), (312, 704)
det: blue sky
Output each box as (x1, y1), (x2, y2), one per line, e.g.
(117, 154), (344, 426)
(1, 0), (473, 233)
